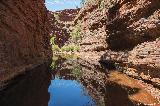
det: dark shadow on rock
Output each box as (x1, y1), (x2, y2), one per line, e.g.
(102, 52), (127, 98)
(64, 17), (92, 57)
(98, 59), (116, 76)
(0, 63), (51, 106)
(105, 0), (160, 51)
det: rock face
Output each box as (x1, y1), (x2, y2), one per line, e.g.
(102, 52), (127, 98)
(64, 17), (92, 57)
(55, 9), (80, 22)
(49, 13), (70, 47)
(0, 0), (51, 88)
(49, 9), (80, 47)
(75, 0), (160, 83)
(75, 0), (160, 50)
(129, 39), (160, 69)
(128, 39), (160, 80)
(0, 63), (51, 106)
(74, 0), (108, 52)
(105, 0), (160, 50)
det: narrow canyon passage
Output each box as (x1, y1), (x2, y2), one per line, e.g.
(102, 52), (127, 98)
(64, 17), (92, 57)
(0, 0), (160, 106)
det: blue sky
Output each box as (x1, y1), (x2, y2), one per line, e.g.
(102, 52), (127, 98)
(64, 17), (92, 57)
(45, 0), (81, 11)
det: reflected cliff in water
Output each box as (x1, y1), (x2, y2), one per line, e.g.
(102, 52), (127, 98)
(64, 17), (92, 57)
(0, 63), (51, 106)
(48, 55), (96, 106)
(49, 54), (107, 106)
(0, 54), (154, 106)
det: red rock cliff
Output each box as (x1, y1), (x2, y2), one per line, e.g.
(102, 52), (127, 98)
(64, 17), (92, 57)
(55, 9), (80, 22)
(74, 0), (160, 83)
(0, 0), (52, 88)
(49, 9), (80, 47)
(75, 0), (160, 50)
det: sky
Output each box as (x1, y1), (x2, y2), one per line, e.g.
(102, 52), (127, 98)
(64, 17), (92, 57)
(45, 0), (82, 11)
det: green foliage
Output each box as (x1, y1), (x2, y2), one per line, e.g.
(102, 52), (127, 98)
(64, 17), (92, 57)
(80, 0), (86, 6)
(50, 36), (55, 45)
(50, 36), (60, 51)
(50, 56), (59, 70)
(54, 13), (60, 21)
(52, 45), (61, 52)
(70, 25), (81, 41)
(61, 44), (80, 52)
(71, 65), (82, 79)
(50, 36), (80, 52)
(61, 54), (79, 60)
(99, 0), (105, 9)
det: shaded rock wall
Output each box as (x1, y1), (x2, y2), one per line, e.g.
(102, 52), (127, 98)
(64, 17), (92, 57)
(0, 0), (51, 87)
(49, 9), (80, 47)
(49, 12), (70, 47)
(0, 63), (51, 106)
(106, 0), (160, 50)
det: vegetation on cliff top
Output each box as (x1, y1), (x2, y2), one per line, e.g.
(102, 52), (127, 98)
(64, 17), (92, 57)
(50, 36), (80, 53)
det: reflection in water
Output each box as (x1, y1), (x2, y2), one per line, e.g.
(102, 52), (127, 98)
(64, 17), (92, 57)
(49, 55), (96, 106)
(49, 54), (106, 106)
(48, 78), (96, 106)
(0, 63), (51, 106)
(0, 54), (154, 106)
(49, 54), (155, 106)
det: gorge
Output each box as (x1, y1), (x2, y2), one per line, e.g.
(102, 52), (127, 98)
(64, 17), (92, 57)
(0, 0), (160, 106)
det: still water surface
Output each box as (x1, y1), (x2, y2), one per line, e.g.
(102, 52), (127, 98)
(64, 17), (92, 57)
(48, 78), (96, 106)
(0, 54), (97, 106)
(1, 54), (154, 106)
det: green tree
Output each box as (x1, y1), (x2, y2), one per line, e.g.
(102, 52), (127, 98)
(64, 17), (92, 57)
(81, 0), (86, 6)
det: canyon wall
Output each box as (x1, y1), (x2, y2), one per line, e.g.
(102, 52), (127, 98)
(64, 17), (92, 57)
(55, 9), (80, 22)
(0, 0), (51, 89)
(74, 0), (160, 83)
(75, 0), (160, 50)
(50, 9), (80, 47)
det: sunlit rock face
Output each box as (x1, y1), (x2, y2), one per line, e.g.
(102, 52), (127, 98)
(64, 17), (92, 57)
(128, 39), (160, 79)
(74, 0), (160, 83)
(54, 9), (80, 22)
(0, 0), (52, 89)
(75, 0), (160, 50)
(129, 39), (160, 69)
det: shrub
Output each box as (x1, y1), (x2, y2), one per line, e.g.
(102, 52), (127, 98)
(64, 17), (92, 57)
(50, 56), (59, 70)
(54, 13), (60, 21)
(71, 65), (82, 79)
(52, 45), (60, 52)
(81, 0), (86, 6)
(70, 25), (81, 41)
(61, 44), (80, 52)
(50, 36), (55, 45)
(50, 35), (80, 53)
(61, 54), (79, 60)
(99, 0), (105, 9)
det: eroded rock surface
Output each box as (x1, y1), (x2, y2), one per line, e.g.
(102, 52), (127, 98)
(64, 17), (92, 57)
(55, 9), (80, 22)
(129, 39), (160, 69)
(0, 0), (51, 89)
(74, 0), (160, 85)
(49, 9), (80, 47)
(128, 39), (160, 83)
(75, 0), (160, 50)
